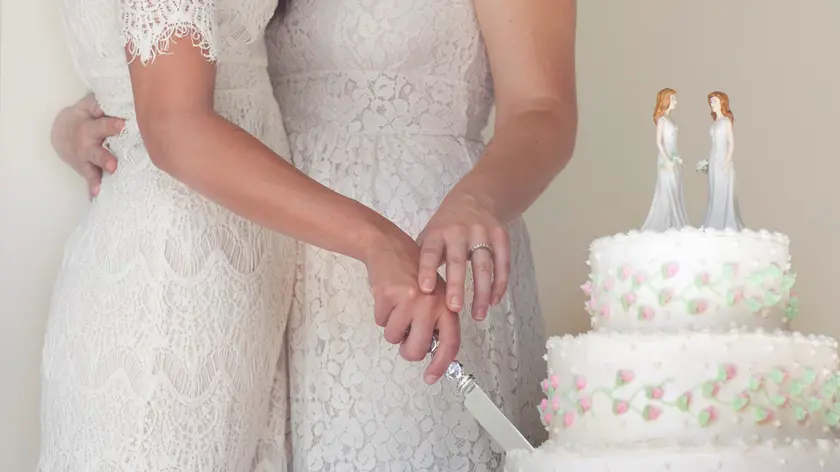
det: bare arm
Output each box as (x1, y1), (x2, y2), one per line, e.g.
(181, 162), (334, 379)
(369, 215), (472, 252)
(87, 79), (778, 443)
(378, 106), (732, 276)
(464, 0), (578, 223)
(416, 0), (577, 317)
(126, 27), (459, 382)
(128, 40), (404, 262)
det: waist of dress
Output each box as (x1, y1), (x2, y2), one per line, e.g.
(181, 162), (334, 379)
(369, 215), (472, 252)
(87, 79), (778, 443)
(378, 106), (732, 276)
(271, 70), (494, 140)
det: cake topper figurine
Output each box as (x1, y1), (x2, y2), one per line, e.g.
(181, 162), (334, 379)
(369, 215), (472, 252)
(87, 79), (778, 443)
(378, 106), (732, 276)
(641, 88), (691, 231)
(700, 91), (744, 230)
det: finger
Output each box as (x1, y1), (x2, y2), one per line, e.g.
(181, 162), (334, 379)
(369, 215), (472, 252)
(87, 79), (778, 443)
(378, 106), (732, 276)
(424, 309), (460, 384)
(80, 163), (103, 198)
(383, 303), (412, 345)
(400, 302), (436, 362)
(97, 116), (126, 139)
(90, 147), (118, 174)
(489, 226), (511, 307)
(372, 288), (397, 328)
(444, 227), (469, 312)
(78, 94), (103, 118)
(470, 248), (493, 322)
(417, 234), (444, 293)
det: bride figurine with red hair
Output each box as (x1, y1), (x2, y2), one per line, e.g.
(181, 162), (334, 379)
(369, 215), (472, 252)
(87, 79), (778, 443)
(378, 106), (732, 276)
(641, 87), (691, 231)
(701, 91), (744, 230)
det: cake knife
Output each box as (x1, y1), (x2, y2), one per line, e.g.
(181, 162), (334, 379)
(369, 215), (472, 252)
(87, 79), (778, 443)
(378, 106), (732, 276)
(425, 333), (535, 453)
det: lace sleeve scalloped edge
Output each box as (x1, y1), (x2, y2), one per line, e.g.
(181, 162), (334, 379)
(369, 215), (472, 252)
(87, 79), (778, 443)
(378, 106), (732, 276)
(121, 1), (217, 65)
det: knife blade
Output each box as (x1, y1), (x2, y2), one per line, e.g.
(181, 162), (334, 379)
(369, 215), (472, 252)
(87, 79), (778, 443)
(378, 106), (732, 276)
(425, 332), (535, 453)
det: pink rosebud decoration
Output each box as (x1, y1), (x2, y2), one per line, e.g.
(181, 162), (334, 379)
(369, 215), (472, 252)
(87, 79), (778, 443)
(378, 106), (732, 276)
(563, 411), (575, 427)
(580, 281), (593, 295)
(637, 306), (655, 321)
(578, 396), (592, 413)
(613, 400), (629, 415)
(643, 405), (662, 421)
(574, 375), (587, 391)
(661, 262), (679, 279)
(550, 375), (560, 389)
(616, 369), (635, 385)
(541, 379), (549, 393)
(658, 288), (673, 306)
(544, 413), (553, 424)
(585, 299), (597, 312)
(722, 364), (737, 381)
(622, 292), (637, 306)
(649, 387), (664, 400)
(539, 399), (548, 411)
(695, 272), (711, 286)
(633, 272), (647, 285)
(603, 277), (615, 292)
(688, 298), (709, 315)
(551, 399), (560, 412)
(599, 304), (611, 318)
(620, 265), (633, 280)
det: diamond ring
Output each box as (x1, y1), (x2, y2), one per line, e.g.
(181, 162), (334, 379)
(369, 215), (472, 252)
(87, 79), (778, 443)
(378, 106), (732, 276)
(468, 243), (493, 260)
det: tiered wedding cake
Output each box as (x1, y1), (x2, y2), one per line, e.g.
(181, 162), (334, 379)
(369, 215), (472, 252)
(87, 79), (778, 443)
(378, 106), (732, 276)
(505, 228), (840, 471)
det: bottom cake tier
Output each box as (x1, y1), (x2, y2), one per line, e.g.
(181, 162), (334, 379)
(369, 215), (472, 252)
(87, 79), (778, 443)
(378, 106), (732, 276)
(504, 439), (840, 471)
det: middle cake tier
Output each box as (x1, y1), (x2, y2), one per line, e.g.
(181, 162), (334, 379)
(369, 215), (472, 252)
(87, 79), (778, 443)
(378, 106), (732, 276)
(539, 330), (840, 446)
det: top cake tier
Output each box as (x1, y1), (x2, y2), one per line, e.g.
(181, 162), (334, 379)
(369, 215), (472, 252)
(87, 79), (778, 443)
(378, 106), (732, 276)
(582, 227), (797, 333)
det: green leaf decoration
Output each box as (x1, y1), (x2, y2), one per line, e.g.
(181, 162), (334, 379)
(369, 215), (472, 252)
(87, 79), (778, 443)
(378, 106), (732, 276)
(789, 381), (805, 397)
(782, 273), (796, 291)
(722, 262), (738, 279)
(702, 382), (718, 398)
(725, 291), (736, 306)
(752, 406), (771, 423)
(794, 406), (808, 422)
(809, 398), (824, 413)
(801, 369), (817, 385)
(786, 297), (800, 319)
(768, 369), (787, 385)
(770, 395), (789, 408)
(745, 298), (763, 313)
(748, 376), (763, 392)
(764, 291), (783, 307)
(677, 393), (691, 412)
(732, 395), (750, 412)
(833, 402), (840, 413)
(825, 411), (840, 427)
(822, 384), (835, 398)
(698, 408), (714, 427)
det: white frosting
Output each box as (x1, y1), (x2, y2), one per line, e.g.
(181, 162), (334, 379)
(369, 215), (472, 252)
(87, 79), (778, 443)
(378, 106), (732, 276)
(505, 439), (840, 471)
(540, 330), (839, 445)
(584, 227), (795, 333)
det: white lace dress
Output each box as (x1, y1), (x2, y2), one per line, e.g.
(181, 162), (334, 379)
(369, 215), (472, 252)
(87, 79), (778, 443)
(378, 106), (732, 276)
(263, 0), (548, 470)
(39, 1), (297, 471)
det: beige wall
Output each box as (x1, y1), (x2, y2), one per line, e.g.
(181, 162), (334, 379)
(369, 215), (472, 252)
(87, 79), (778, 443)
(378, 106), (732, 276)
(2, 0), (839, 469)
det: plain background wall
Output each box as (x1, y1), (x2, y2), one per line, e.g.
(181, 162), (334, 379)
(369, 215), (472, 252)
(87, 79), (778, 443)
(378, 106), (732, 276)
(2, 0), (840, 469)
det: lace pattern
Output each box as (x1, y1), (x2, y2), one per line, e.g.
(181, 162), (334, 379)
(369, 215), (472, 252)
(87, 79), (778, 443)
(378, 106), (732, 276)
(121, 0), (218, 64)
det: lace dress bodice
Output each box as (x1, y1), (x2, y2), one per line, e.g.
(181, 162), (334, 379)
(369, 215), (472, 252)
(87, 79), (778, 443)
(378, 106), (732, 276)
(266, 0), (494, 143)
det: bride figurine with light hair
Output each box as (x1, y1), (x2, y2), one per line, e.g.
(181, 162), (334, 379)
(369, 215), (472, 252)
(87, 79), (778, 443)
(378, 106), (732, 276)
(699, 91), (744, 230)
(641, 88), (691, 231)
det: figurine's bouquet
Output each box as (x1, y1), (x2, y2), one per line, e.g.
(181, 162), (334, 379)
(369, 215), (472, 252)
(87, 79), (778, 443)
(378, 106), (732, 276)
(695, 159), (709, 173)
(670, 155), (683, 166)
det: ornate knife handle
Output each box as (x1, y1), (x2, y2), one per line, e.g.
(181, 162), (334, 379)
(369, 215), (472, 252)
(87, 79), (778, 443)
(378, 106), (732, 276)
(405, 327), (476, 394)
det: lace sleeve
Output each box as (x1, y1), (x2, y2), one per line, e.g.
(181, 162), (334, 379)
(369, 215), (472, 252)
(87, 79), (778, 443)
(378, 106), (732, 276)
(121, 0), (217, 65)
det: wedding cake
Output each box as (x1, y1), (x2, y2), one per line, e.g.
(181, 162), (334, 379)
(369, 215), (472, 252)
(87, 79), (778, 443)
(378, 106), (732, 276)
(504, 228), (840, 471)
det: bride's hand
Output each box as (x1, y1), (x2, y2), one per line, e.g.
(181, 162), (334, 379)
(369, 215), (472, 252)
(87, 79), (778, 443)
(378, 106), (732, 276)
(364, 234), (460, 384)
(51, 94), (125, 199)
(416, 192), (510, 322)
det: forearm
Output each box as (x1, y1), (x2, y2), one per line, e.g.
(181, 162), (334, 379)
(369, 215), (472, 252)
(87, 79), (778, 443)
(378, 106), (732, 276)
(448, 102), (577, 223)
(142, 111), (410, 262)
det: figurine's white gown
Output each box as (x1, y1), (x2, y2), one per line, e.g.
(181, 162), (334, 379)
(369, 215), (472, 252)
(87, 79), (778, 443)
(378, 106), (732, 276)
(38, 0), (547, 471)
(702, 117), (744, 230)
(641, 116), (691, 232)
